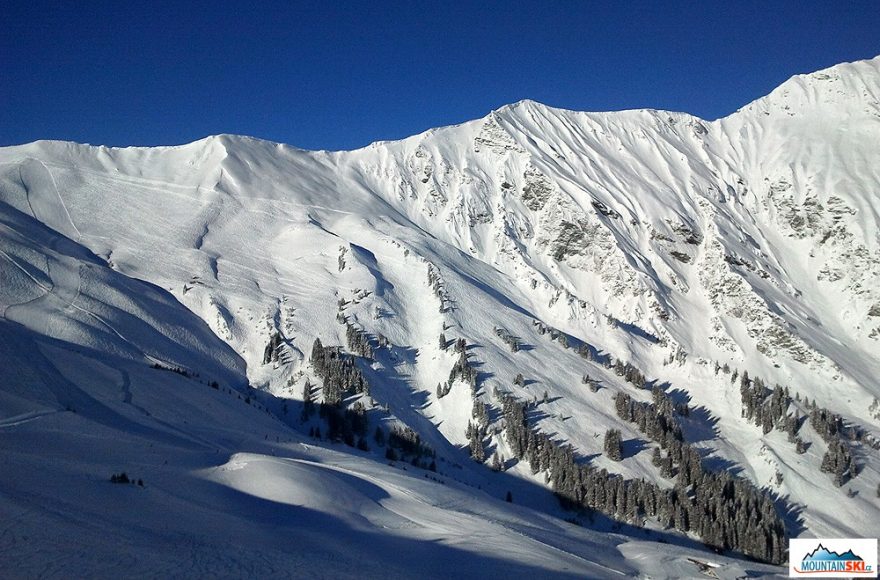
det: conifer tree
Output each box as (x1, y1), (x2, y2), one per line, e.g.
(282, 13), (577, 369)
(604, 429), (623, 461)
(374, 426), (386, 446)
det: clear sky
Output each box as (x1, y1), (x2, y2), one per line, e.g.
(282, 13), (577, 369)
(2, 1), (878, 151)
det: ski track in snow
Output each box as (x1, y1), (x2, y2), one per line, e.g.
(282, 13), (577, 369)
(35, 159), (82, 241)
(0, 409), (64, 428)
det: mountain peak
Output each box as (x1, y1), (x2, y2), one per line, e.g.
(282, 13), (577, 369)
(728, 54), (880, 120)
(494, 98), (544, 112)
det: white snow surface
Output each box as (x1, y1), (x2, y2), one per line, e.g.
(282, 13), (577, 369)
(2, 56), (880, 578)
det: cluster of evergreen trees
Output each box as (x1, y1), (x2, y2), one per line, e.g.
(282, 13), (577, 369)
(498, 393), (575, 476)
(582, 374), (600, 392)
(311, 338), (371, 405)
(739, 373), (799, 439)
(317, 401), (369, 448)
(472, 399), (489, 425)
(306, 340), (375, 449)
(604, 429), (623, 461)
(533, 318), (631, 371)
(810, 405), (847, 441)
(737, 369), (861, 487)
(533, 320), (569, 348)
(650, 446), (675, 478)
(820, 439), (855, 487)
(466, 421), (487, 462)
(435, 381), (452, 398)
(465, 396), (491, 462)
(493, 326), (522, 352)
(810, 406), (859, 486)
(387, 425), (435, 465)
(612, 359), (647, 389)
(344, 322), (374, 359)
(495, 387), (786, 564)
(150, 362), (198, 379)
(575, 343), (592, 360)
(427, 264), (450, 313)
(611, 386), (785, 562)
(301, 380), (316, 421)
(438, 338), (480, 398)
(262, 331), (284, 365)
(338, 247), (347, 272)
(110, 472), (143, 486)
(532, 318), (617, 368)
(614, 389), (682, 451)
(447, 339), (478, 389)
(305, 340), (438, 467)
(534, 316), (654, 377)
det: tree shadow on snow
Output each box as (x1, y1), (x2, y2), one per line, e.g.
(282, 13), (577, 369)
(621, 438), (650, 459)
(663, 387), (721, 444)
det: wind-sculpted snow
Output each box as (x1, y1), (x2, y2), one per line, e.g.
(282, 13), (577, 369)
(2, 56), (880, 576)
(0, 201), (246, 388)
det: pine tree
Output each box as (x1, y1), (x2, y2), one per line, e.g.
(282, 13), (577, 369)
(312, 338), (324, 373)
(582, 374), (599, 392)
(660, 456), (674, 478)
(263, 331), (283, 364)
(472, 400), (488, 425)
(301, 380), (314, 422)
(466, 421), (485, 462)
(604, 429), (623, 461)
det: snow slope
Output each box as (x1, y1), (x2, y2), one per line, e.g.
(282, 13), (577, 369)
(2, 56), (880, 576)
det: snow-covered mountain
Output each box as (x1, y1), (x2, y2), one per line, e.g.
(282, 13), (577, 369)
(1, 56), (879, 577)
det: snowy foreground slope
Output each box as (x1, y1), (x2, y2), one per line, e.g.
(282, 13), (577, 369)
(2, 56), (880, 577)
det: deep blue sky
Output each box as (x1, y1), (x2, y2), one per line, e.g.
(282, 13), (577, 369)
(2, 1), (878, 150)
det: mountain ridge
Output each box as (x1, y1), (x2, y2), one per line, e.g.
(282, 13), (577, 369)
(3, 56), (879, 404)
(8, 55), (877, 154)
